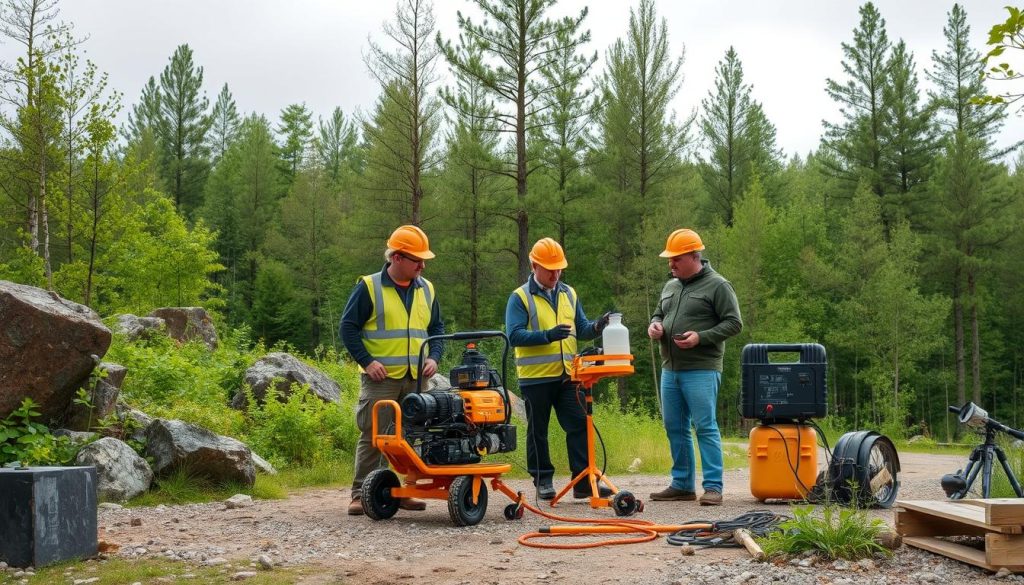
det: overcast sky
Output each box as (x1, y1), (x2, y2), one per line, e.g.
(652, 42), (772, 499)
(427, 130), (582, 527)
(2, 0), (1021, 161)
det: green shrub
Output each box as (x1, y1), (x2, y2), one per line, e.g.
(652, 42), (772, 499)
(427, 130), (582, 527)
(245, 383), (354, 465)
(0, 398), (79, 466)
(759, 505), (891, 560)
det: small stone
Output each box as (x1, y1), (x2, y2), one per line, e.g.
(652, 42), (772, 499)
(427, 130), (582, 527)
(995, 568), (1014, 579)
(204, 558), (229, 566)
(258, 555), (273, 569)
(231, 572), (257, 581)
(13, 572), (25, 578)
(130, 517), (142, 526)
(857, 558), (875, 571)
(918, 572), (939, 583)
(797, 558), (813, 568)
(134, 547), (148, 555)
(737, 572), (756, 582)
(489, 539), (502, 545)
(679, 545), (695, 556)
(225, 494), (254, 509)
(98, 503), (124, 510)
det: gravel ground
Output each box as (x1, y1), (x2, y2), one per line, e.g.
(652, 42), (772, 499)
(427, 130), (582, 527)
(88, 449), (1024, 584)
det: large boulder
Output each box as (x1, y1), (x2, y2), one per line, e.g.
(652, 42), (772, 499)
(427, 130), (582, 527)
(0, 281), (111, 421)
(74, 437), (153, 501)
(230, 352), (341, 409)
(65, 362), (127, 432)
(113, 314), (166, 342)
(114, 403), (153, 444)
(147, 307), (218, 349)
(145, 419), (255, 487)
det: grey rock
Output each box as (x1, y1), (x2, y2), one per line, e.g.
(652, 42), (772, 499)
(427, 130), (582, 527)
(257, 555), (273, 569)
(147, 307), (218, 349)
(0, 281), (112, 420)
(115, 403), (153, 443)
(75, 437), (153, 501)
(145, 419), (255, 486)
(231, 572), (257, 581)
(251, 451), (277, 475)
(113, 314), (166, 341)
(52, 429), (98, 443)
(225, 494), (254, 509)
(65, 374), (121, 432)
(231, 352), (341, 409)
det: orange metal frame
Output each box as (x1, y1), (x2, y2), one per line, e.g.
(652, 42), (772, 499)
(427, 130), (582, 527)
(549, 354), (635, 509)
(371, 400), (519, 505)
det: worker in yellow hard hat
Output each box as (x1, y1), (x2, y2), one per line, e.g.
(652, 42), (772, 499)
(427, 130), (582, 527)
(505, 237), (611, 501)
(340, 225), (444, 516)
(648, 228), (742, 506)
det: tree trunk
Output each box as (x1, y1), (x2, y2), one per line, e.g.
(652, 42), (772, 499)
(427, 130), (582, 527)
(968, 265), (981, 404)
(953, 272), (966, 406)
(40, 158), (52, 287)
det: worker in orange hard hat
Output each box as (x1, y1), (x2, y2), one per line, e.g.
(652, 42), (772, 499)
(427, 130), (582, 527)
(505, 237), (612, 502)
(339, 224), (444, 516)
(648, 228), (742, 507)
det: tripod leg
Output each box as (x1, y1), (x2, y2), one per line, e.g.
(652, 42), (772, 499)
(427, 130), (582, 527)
(995, 446), (1024, 498)
(981, 447), (995, 499)
(959, 449), (984, 499)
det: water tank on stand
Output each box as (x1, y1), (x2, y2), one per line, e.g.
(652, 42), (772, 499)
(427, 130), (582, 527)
(601, 313), (630, 366)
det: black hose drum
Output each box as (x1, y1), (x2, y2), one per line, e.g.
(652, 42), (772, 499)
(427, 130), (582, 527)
(0, 466), (98, 568)
(740, 343), (827, 422)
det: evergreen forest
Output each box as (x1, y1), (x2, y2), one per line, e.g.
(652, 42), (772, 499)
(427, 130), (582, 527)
(2, 0), (1024, 442)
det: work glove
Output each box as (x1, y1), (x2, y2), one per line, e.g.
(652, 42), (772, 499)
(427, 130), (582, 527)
(545, 323), (572, 342)
(595, 312), (612, 333)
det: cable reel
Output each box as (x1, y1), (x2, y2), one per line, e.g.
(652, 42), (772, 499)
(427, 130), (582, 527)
(813, 430), (901, 508)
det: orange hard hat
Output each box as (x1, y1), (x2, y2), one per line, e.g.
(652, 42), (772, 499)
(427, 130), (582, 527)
(659, 228), (705, 258)
(387, 225), (435, 259)
(529, 237), (568, 270)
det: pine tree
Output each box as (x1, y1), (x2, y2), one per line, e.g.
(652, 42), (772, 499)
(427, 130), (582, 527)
(821, 2), (896, 232)
(364, 0), (443, 226)
(439, 0), (593, 282)
(155, 44), (211, 216)
(314, 107), (359, 184)
(275, 103), (313, 185)
(699, 47), (781, 225)
(208, 83), (239, 166)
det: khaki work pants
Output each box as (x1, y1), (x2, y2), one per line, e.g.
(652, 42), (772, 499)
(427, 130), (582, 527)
(351, 374), (425, 495)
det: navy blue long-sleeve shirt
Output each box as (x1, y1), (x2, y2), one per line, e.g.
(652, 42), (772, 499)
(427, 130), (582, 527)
(339, 264), (444, 369)
(504, 276), (599, 386)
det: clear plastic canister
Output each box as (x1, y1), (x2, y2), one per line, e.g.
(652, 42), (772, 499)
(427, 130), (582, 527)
(602, 313), (630, 366)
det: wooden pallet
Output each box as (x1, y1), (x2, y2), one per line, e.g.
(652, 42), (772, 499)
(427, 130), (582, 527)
(895, 499), (1024, 572)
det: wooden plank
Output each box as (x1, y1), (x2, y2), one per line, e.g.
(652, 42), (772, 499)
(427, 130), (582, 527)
(904, 536), (1024, 572)
(959, 499), (1024, 527)
(895, 500), (1022, 534)
(986, 533), (1024, 566)
(896, 508), (993, 537)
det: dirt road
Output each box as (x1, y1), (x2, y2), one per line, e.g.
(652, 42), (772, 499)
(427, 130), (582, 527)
(100, 449), (1018, 584)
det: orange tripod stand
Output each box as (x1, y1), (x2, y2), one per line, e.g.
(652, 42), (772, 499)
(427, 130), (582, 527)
(548, 353), (643, 516)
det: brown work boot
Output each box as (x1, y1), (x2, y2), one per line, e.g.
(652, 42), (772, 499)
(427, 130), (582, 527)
(649, 486), (697, 501)
(699, 490), (723, 506)
(398, 497), (426, 511)
(347, 496), (364, 516)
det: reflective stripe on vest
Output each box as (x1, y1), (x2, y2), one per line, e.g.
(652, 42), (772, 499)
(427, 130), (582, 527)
(359, 272), (434, 379)
(512, 283), (577, 380)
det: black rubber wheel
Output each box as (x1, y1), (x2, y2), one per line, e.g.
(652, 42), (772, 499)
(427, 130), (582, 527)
(503, 503), (524, 521)
(362, 468), (401, 520)
(865, 438), (900, 508)
(611, 491), (639, 517)
(448, 475), (488, 526)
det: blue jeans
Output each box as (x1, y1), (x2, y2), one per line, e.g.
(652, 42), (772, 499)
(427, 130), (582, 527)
(660, 369), (723, 492)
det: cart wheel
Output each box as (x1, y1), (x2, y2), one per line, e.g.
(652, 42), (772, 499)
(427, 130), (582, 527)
(448, 475), (488, 526)
(362, 468), (401, 520)
(612, 491), (639, 516)
(503, 503), (524, 521)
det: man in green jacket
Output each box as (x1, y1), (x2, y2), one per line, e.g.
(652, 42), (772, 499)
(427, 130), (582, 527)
(647, 228), (742, 506)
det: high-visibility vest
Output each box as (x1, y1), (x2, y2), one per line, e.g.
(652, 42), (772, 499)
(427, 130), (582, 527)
(512, 283), (577, 380)
(359, 272), (435, 379)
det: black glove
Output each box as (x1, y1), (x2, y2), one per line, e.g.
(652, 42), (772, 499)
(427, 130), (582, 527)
(546, 324), (572, 342)
(595, 312), (612, 333)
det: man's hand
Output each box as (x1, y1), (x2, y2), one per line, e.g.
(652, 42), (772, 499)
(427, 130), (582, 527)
(595, 312), (612, 333)
(422, 358), (438, 378)
(546, 323), (572, 341)
(647, 321), (664, 340)
(364, 360), (388, 382)
(672, 331), (700, 349)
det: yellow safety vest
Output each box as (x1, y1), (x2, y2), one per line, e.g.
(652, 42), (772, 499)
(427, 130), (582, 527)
(359, 272), (435, 379)
(512, 283), (577, 380)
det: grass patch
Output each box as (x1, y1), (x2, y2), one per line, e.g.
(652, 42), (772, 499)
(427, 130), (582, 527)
(0, 557), (305, 585)
(128, 468), (287, 508)
(759, 505), (892, 561)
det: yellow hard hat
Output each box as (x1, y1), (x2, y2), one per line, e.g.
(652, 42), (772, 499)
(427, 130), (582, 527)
(659, 228), (705, 258)
(387, 225), (435, 260)
(529, 237), (568, 270)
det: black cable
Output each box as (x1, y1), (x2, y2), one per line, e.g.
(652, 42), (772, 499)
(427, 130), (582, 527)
(760, 423), (815, 499)
(665, 510), (789, 547)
